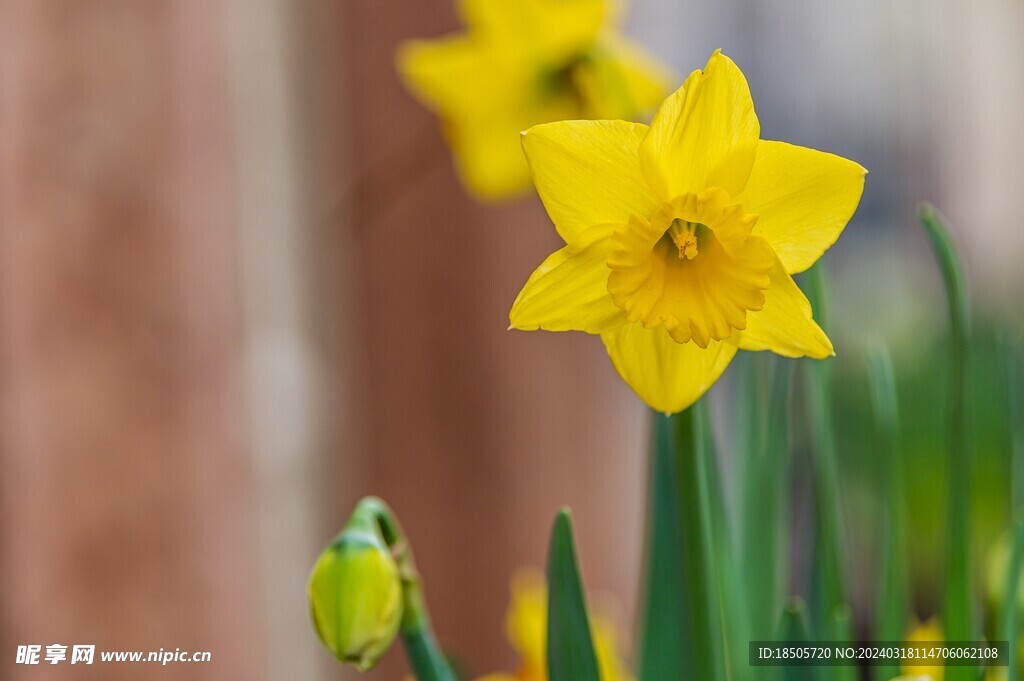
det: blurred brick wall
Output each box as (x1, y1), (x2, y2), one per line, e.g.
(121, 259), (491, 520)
(0, 2), (261, 679)
(0, 2), (650, 680)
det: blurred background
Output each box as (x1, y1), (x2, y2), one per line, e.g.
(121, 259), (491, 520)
(1, 0), (1023, 679)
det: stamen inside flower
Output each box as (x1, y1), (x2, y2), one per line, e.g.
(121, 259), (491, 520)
(607, 190), (775, 347)
(668, 219), (701, 260)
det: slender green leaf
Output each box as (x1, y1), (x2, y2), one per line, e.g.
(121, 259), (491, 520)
(1004, 333), (1024, 681)
(693, 401), (730, 681)
(741, 355), (792, 643)
(919, 204), (975, 680)
(1002, 518), (1024, 681)
(546, 508), (600, 681)
(673, 406), (727, 681)
(1005, 335), (1024, 512)
(867, 346), (908, 681)
(778, 598), (810, 642)
(731, 355), (764, 681)
(829, 605), (856, 681)
(802, 264), (850, 640)
(777, 598), (815, 681)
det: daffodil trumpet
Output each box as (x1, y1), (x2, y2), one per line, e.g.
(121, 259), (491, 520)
(308, 497), (456, 681)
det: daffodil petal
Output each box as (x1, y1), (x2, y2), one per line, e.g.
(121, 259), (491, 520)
(399, 37), (545, 198)
(737, 141), (866, 274)
(457, 0), (525, 33)
(450, 113), (537, 200)
(585, 38), (673, 119)
(523, 120), (659, 245)
(640, 50), (760, 199)
(737, 256), (833, 358)
(398, 37), (523, 118)
(606, 39), (673, 112)
(601, 323), (738, 414)
(459, 0), (608, 59)
(509, 235), (624, 333)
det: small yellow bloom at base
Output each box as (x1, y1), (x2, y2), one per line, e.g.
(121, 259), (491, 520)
(900, 618), (944, 681)
(475, 570), (634, 681)
(509, 50), (866, 413)
(397, 0), (671, 200)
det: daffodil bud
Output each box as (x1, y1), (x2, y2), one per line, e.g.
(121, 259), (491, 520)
(308, 524), (403, 670)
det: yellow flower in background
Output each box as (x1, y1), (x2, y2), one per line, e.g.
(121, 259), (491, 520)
(509, 50), (865, 414)
(477, 571), (634, 681)
(900, 618), (944, 681)
(398, 0), (670, 200)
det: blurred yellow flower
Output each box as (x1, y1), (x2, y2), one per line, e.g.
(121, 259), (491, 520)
(509, 50), (865, 413)
(477, 571), (633, 681)
(900, 618), (944, 681)
(397, 0), (670, 200)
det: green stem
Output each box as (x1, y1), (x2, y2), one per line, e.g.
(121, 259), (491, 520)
(353, 498), (457, 681)
(638, 414), (688, 681)
(918, 204), (975, 662)
(672, 406), (724, 681)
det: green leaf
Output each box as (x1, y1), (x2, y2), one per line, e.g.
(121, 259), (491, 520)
(828, 606), (856, 681)
(802, 264), (850, 641)
(778, 598), (810, 643)
(546, 508), (600, 681)
(867, 346), (908, 681)
(1006, 333), (1024, 681)
(777, 598), (815, 681)
(1004, 333), (1024, 512)
(919, 203), (976, 680)
(1002, 517), (1024, 681)
(692, 401), (728, 681)
(740, 355), (791, 642)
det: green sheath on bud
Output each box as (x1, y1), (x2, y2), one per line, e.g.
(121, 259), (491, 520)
(309, 497), (456, 680)
(308, 507), (403, 670)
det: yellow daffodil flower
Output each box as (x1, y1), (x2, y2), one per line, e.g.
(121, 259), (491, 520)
(397, 0), (671, 200)
(509, 50), (866, 413)
(476, 571), (633, 681)
(900, 618), (944, 681)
